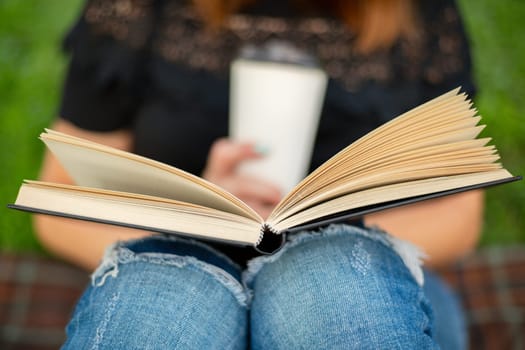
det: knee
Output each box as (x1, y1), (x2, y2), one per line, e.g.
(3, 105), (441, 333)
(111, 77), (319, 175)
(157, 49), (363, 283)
(63, 238), (248, 349)
(248, 225), (436, 349)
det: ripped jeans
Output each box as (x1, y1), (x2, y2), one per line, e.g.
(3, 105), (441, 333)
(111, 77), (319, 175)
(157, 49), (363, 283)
(62, 224), (466, 349)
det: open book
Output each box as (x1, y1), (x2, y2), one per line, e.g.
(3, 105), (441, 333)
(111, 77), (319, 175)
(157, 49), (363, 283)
(9, 89), (520, 253)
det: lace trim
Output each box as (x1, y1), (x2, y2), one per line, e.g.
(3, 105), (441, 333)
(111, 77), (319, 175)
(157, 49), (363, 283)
(85, 0), (154, 49)
(424, 5), (466, 84)
(82, 0), (468, 90)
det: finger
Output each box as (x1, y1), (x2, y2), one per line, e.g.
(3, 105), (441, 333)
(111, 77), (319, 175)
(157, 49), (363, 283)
(204, 139), (261, 178)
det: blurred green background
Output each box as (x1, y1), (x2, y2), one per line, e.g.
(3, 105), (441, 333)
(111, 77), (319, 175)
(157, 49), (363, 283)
(1, 0), (524, 254)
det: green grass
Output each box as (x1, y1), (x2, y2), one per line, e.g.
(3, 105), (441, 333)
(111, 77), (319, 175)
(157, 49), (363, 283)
(0, 0), (524, 253)
(457, 0), (525, 245)
(0, 0), (83, 252)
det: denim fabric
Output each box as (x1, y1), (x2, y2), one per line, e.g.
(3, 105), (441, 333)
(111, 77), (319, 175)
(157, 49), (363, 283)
(423, 270), (467, 350)
(62, 224), (465, 349)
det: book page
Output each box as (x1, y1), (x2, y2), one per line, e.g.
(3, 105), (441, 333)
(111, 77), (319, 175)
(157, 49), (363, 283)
(270, 169), (513, 231)
(41, 131), (261, 221)
(274, 148), (501, 219)
(267, 89), (513, 224)
(15, 181), (262, 245)
(271, 91), (479, 215)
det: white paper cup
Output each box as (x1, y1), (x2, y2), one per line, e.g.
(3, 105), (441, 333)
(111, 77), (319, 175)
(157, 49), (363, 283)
(229, 58), (328, 193)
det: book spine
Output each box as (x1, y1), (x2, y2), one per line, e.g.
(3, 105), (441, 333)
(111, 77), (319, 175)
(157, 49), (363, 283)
(254, 224), (286, 254)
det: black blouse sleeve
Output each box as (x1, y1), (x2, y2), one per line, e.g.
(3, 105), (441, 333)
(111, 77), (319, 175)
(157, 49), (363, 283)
(58, 0), (158, 131)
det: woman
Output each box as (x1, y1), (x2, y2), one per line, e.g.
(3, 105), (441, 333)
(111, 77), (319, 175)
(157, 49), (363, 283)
(36, 0), (478, 348)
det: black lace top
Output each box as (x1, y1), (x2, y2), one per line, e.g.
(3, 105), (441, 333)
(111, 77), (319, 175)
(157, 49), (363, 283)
(61, 0), (475, 173)
(59, 0), (476, 263)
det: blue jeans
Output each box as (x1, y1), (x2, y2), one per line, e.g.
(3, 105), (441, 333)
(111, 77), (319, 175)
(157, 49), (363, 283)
(62, 224), (466, 349)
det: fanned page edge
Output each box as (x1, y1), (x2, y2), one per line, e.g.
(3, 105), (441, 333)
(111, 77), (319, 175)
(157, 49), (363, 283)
(267, 88), (518, 229)
(277, 89), (463, 200)
(268, 88), (493, 221)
